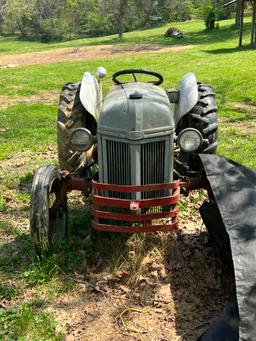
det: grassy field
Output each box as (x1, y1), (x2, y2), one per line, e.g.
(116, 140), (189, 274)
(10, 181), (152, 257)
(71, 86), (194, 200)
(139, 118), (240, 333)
(0, 18), (255, 340)
(0, 17), (253, 55)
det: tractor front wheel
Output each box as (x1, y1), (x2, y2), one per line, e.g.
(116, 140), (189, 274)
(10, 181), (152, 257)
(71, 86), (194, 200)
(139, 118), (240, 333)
(30, 165), (68, 255)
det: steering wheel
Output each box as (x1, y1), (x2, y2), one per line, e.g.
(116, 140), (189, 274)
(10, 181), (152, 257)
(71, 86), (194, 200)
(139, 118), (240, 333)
(112, 69), (164, 86)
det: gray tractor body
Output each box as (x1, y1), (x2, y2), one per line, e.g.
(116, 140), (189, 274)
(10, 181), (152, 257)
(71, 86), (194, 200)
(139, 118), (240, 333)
(97, 83), (175, 188)
(79, 71), (199, 188)
(29, 68), (218, 255)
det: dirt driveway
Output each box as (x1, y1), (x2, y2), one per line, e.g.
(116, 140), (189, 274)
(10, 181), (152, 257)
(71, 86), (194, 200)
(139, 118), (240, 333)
(0, 44), (195, 67)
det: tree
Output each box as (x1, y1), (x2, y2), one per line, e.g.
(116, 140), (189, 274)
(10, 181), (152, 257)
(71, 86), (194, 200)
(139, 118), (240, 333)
(0, 0), (8, 17)
(235, 0), (242, 28)
(5, 0), (35, 37)
(0, 0), (236, 42)
(108, 0), (129, 38)
(0, 0), (8, 31)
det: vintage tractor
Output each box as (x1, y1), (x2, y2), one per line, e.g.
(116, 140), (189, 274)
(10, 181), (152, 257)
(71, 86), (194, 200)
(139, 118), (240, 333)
(30, 68), (218, 254)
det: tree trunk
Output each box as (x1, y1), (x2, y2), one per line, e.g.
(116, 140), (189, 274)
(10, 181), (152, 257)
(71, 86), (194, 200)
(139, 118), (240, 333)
(0, 0), (7, 32)
(17, 20), (27, 38)
(117, 0), (128, 39)
(239, 0), (244, 47)
(118, 18), (123, 39)
(251, 0), (256, 47)
(235, 0), (242, 28)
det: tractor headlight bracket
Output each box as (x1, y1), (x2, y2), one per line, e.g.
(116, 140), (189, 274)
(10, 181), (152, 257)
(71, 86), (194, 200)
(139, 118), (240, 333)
(70, 128), (94, 152)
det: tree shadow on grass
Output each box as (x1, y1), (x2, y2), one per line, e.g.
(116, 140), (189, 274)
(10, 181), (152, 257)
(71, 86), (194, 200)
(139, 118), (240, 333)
(204, 44), (255, 54)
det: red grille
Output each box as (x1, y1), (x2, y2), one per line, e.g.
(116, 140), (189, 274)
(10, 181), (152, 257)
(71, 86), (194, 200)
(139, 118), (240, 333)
(92, 180), (180, 233)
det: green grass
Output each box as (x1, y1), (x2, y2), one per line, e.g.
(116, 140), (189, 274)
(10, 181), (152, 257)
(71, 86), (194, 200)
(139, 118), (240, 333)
(0, 18), (255, 165)
(0, 303), (63, 339)
(0, 17), (253, 56)
(1, 42), (256, 104)
(0, 103), (56, 159)
(219, 128), (256, 166)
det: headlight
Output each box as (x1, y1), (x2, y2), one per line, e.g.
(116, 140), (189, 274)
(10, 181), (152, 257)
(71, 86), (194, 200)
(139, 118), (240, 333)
(70, 128), (94, 152)
(178, 128), (203, 153)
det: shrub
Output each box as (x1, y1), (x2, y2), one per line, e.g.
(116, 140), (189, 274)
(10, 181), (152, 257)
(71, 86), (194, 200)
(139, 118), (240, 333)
(205, 11), (216, 30)
(164, 27), (184, 39)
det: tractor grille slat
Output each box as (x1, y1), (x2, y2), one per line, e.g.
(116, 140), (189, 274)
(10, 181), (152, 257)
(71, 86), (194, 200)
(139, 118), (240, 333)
(106, 140), (131, 199)
(99, 137), (171, 222)
(107, 140), (131, 186)
(141, 141), (165, 200)
(104, 139), (167, 204)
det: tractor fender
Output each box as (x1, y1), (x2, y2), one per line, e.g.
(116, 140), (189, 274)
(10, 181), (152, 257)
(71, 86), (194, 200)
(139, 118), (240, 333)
(79, 71), (103, 122)
(175, 72), (198, 126)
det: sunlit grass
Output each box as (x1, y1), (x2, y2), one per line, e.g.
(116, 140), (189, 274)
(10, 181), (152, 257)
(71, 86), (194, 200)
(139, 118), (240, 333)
(0, 17), (253, 56)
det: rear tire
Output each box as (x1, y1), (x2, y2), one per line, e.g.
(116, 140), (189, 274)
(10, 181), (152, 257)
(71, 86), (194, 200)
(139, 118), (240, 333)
(178, 83), (218, 171)
(57, 82), (87, 174)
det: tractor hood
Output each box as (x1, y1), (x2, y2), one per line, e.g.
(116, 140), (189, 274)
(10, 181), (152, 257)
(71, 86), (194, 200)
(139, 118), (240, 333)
(98, 83), (175, 139)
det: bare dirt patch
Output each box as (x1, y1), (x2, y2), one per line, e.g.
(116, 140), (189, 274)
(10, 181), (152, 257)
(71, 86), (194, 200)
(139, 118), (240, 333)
(0, 90), (59, 109)
(231, 102), (256, 115)
(0, 44), (195, 67)
(219, 115), (256, 134)
(229, 122), (256, 134)
(0, 150), (231, 341)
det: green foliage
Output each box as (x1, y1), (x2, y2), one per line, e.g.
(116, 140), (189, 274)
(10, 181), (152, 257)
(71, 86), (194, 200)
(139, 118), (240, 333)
(86, 12), (114, 37)
(39, 18), (66, 43)
(195, 0), (214, 19)
(194, 0), (232, 29)
(205, 11), (216, 29)
(158, 0), (194, 23)
(4, 0), (35, 37)
(0, 0), (235, 40)
(21, 226), (91, 286)
(0, 283), (19, 300)
(0, 304), (63, 339)
(0, 194), (7, 211)
(215, 6), (232, 21)
(22, 256), (60, 286)
(195, 0), (215, 29)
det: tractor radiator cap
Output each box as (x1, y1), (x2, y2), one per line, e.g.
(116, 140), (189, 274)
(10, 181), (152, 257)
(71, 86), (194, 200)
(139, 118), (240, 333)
(129, 91), (143, 99)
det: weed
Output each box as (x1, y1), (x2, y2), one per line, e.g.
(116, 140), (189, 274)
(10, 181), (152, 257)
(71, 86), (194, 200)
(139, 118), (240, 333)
(0, 304), (63, 339)
(22, 255), (59, 286)
(0, 283), (19, 300)
(0, 194), (7, 212)
(0, 255), (20, 269)
(27, 296), (46, 309)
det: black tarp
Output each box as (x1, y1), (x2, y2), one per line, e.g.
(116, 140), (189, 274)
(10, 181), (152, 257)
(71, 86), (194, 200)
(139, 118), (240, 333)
(197, 154), (256, 341)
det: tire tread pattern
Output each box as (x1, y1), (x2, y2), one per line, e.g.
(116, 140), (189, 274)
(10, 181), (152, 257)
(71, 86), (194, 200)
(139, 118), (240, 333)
(57, 82), (87, 174)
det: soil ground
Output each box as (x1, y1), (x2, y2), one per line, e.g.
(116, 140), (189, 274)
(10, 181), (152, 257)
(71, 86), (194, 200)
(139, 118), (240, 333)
(0, 44), (195, 67)
(0, 149), (233, 341)
(0, 90), (59, 109)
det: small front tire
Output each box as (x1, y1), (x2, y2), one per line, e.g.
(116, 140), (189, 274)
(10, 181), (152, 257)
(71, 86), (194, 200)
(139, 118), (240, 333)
(30, 165), (68, 255)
